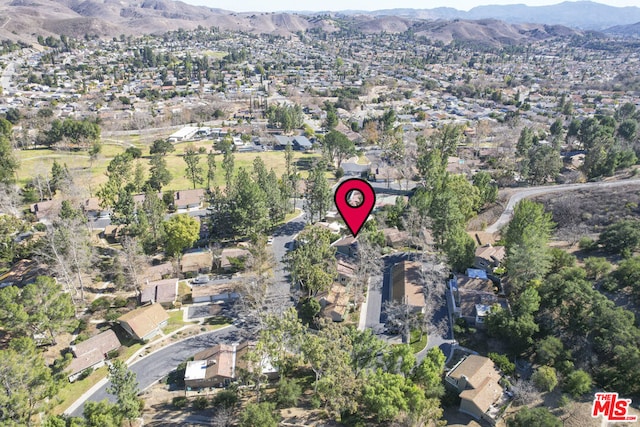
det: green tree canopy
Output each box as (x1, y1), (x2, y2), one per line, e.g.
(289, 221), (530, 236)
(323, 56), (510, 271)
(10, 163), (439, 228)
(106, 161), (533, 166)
(0, 134), (18, 184)
(323, 130), (356, 168)
(508, 407), (561, 427)
(149, 138), (175, 155)
(0, 276), (75, 344)
(532, 366), (558, 392)
(285, 225), (336, 296)
(107, 360), (142, 424)
(240, 402), (279, 427)
(183, 144), (204, 189)
(0, 338), (57, 425)
(163, 214), (200, 257)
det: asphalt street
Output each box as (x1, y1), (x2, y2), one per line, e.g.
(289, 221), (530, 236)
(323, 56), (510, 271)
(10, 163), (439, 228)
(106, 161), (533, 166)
(267, 202), (306, 311)
(68, 326), (239, 417)
(486, 178), (640, 233)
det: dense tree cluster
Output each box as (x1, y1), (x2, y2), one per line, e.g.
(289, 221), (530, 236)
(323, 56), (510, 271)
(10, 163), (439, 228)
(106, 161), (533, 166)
(243, 308), (447, 425)
(265, 104), (304, 132)
(486, 198), (640, 399)
(43, 118), (101, 147)
(209, 156), (289, 238)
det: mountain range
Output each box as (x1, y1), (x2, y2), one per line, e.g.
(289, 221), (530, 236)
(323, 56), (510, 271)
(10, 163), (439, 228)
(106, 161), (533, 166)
(0, 0), (637, 47)
(348, 1), (640, 31)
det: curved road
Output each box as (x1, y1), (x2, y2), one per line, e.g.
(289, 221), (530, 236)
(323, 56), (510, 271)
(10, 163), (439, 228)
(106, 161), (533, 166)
(486, 178), (640, 234)
(67, 326), (239, 417)
(67, 202), (307, 416)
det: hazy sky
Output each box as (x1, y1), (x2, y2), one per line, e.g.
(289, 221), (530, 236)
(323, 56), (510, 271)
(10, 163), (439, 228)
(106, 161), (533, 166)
(185, 0), (640, 12)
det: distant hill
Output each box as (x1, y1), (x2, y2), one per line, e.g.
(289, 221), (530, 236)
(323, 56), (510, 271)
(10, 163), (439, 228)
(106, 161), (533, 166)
(0, 0), (593, 47)
(410, 19), (583, 47)
(340, 1), (640, 31)
(604, 22), (640, 37)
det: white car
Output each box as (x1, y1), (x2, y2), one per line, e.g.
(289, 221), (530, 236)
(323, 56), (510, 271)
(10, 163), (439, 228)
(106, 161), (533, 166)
(267, 237), (274, 245)
(192, 275), (209, 284)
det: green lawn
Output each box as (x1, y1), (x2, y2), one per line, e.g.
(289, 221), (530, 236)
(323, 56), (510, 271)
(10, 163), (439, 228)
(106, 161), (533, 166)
(357, 153), (370, 165)
(14, 143), (321, 194)
(410, 330), (428, 354)
(282, 208), (302, 223)
(164, 309), (187, 334)
(51, 365), (109, 415)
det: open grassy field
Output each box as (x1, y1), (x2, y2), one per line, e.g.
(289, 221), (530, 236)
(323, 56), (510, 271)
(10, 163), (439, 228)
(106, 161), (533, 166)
(14, 139), (321, 194)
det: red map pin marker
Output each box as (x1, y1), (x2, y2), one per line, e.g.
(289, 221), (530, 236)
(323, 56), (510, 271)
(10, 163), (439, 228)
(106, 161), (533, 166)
(334, 178), (376, 238)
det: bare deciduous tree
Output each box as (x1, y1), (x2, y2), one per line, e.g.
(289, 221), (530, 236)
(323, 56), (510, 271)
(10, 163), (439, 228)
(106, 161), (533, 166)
(0, 184), (21, 217)
(120, 236), (148, 296)
(37, 217), (93, 304)
(211, 407), (234, 427)
(511, 379), (541, 406)
(384, 299), (422, 344)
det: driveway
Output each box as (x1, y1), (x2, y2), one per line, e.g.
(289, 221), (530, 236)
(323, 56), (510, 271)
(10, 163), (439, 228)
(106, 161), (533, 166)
(67, 326), (239, 417)
(363, 252), (454, 362)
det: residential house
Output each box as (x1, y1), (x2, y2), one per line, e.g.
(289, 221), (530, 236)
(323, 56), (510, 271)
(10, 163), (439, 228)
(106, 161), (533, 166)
(191, 279), (241, 303)
(341, 162), (371, 177)
(273, 135), (291, 150)
(29, 199), (58, 222)
(474, 244), (506, 272)
(82, 197), (109, 219)
(336, 257), (357, 285)
(391, 260), (426, 313)
(142, 261), (174, 282)
(331, 235), (358, 257)
(219, 248), (250, 271)
(319, 283), (351, 322)
(292, 135), (313, 150)
(117, 303), (169, 341)
(181, 250), (213, 276)
(185, 341), (278, 391)
(67, 329), (121, 382)
(445, 355), (507, 425)
(449, 270), (507, 327)
(140, 278), (178, 306)
(184, 342), (250, 390)
(168, 126), (198, 142)
(0, 259), (43, 289)
(382, 227), (409, 248)
(174, 189), (205, 211)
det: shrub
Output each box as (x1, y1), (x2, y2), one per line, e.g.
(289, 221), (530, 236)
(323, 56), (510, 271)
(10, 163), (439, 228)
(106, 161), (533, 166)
(76, 318), (88, 332)
(488, 352), (515, 376)
(212, 390), (238, 409)
(77, 367), (94, 381)
(105, 309), (120, 322)
(106, 349), (119, 359)
(239, 402), (279, 427)
(564, 369), (592, 397)
(193, 396), (208, 410)
(113, 296), (128, 308)
(172, 396), (188, 409)
(74, 332), (89, 344)
(508, 407), (561, 427)
(578, 236), (596, 251)
(276, 378), (302, 408)
(90, 297), (111, 312)
(532, 366), (558, 392)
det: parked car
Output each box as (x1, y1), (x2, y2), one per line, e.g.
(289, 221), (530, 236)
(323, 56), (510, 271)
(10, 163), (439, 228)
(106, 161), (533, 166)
(192, 275), (209, 285)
